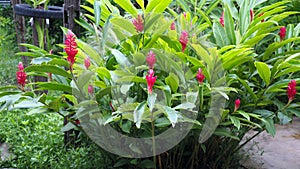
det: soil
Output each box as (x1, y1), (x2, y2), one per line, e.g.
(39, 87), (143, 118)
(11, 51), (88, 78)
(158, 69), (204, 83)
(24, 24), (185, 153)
(241, 117), (300, 169)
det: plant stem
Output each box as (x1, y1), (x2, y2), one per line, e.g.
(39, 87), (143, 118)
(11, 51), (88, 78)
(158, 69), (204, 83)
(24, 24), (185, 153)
(151, 110), (157, 169)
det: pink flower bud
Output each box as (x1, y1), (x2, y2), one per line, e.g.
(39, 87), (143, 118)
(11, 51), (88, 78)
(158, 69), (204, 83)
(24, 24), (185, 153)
(196, 68), (205, 84)
(18, 62), (24, 71)
(170, 22), (175, 30)
(84, 57), (91, 69)
(180, 31), (188, 52)
(146, 51), (156, 69)
(279, 27), (286, 41)
(234, 99), (241, 112)
(88, 85), (94, 94)
(220, 12), (224, 27)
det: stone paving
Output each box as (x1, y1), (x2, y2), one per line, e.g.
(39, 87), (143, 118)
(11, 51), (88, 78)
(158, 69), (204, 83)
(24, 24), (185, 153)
(242, 117), (300, 169)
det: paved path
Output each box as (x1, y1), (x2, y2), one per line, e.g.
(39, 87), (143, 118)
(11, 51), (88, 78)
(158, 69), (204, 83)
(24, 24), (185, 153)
(242, 117), (300, 169)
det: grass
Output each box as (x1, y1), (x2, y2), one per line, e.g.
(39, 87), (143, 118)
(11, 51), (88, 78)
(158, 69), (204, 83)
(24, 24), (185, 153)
(0, 110), (111, 168)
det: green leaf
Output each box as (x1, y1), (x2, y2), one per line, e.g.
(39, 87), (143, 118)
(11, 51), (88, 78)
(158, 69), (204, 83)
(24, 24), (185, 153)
(110, 17), (136, 35)
(254, 62), (271, 86)
(212, 22), (228, 47)
(25, 65), (71, 78)
(229, 116), (240, 130)
(133, 101), (146, 128)
(214, 127), (239, 140)
(111, 49), (131, 68)
(163, 106), (178, 127)
(139, 160), (156, 168)
(136, 0), (144, 10)
(94, 0), (102, 26)
(278, 112), (292, 125)
(114, 0), (138, 16)
(36, 82), (72, 94)
(148, 93), (157, 112)
(146, 0), (172, 13)
(224, 5), (236, 45)
(77, 70), (95, 90)
(263, 37), (300, 60)
(61, 122), (76, 132)
(165, 73), (179, 93)
(262, 118), (276, 136)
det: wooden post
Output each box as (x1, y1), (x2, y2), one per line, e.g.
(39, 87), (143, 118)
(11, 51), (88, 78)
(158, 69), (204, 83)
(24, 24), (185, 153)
(63, 0), (81, 148)
(11, 0), (28, 67)
(63, 0), (80, 35)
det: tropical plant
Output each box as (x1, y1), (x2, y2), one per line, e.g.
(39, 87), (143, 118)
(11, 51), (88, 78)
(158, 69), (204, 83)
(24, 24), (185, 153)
(0, 0), (299, 168)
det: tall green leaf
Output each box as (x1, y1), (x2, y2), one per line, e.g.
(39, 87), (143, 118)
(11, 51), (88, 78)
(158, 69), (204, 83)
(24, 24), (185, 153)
(254, 62), (271, 86)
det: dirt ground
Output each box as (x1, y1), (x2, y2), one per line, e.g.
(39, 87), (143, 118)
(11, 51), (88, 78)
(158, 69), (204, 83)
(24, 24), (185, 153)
(241, 117), (300, 169)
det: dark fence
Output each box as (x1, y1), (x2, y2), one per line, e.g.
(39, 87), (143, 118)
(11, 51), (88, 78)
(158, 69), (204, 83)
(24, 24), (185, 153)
(0, 0), (10, 6)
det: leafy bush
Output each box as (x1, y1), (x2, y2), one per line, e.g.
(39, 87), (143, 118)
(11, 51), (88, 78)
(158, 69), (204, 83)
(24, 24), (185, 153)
(0, 0), (300, 168)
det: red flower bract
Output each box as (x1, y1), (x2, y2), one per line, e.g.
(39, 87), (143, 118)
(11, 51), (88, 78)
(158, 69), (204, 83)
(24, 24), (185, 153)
(18, 62), (24, 71)
(180, 31), (188, 52)
(250, 9), (254, 22)
(132, 15), (144, 32)
(279, 27), (286, 41)
(220, 12), (224, 27)
(146, 51), (156, 69)
(146, 69), (157, 94)
(16, 70), (27, 87)
(196, 68), (205, 84)
(287, 80), (297, 101)
(234, 99), (241, 112)
(84, 57), (91, 69)
(16, 62), (27, 87)
(64, 30), (78, 67)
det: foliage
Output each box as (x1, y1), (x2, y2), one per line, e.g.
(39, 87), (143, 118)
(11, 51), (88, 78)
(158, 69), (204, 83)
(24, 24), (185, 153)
(0, 110), (112, 168)
(0, 0), (300, 168)
(0, 6), (19, 86)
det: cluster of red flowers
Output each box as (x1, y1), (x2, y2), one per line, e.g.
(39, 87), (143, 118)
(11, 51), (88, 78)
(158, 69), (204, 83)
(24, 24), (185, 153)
(287, 80), (297, 102)
(16, 62), (27, 89)
(132, 15), (144, 32)
(145, 51), (157, 94)
(64, 30), (78, 68)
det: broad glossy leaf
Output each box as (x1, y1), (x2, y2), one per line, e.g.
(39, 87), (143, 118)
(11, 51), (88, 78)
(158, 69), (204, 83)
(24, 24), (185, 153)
(25, 65), (71, 78)
(114, 0), (138, 16)
(254, 62), (271, 86)
(133, 101), (146, 128)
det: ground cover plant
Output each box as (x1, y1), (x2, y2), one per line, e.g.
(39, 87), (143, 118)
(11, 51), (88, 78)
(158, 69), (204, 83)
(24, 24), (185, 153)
(0, 0), (300, 168)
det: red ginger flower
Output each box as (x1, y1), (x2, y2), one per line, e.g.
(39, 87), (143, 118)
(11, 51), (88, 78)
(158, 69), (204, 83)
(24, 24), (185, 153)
(65, 30), (78, 67)
(132, 15), (144, 32)
(250, 9), (254, 22)
(234, 99), (241, 112)
(146, 69), (157, 94)
(287, 80), (297, 101)
(220, 12), (224, 27)
(170, 22), (175, 30)
(279, 27), (286, 41)
(196, 68), (205, 84)
(180, 31), (188, 52)
(16, 62), (27, 87)
(84, 57), (91, 69)
(146, 51), (156, 69)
